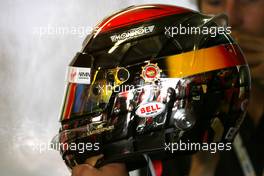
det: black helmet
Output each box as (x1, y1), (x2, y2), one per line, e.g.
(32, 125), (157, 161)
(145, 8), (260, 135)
(52, 4), (250, 171)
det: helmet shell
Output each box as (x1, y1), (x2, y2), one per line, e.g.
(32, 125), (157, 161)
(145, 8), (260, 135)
(53, 4), (251, 171)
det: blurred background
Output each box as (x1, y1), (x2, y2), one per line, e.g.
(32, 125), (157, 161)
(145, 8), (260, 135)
(0, 0), (196, 176)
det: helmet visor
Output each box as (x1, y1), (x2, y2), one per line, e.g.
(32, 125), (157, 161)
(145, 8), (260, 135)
(61, 66), (130, 121)
(60, 43), (246, 122)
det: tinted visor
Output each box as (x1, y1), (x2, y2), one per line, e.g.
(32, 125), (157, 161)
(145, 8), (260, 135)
(61, 66), (130, 121)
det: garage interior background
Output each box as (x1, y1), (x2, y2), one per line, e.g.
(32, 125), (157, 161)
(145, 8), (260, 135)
(0, 1), (196, 176)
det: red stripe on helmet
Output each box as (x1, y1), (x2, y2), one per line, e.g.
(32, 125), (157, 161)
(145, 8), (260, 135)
(153, 160), (163, 176)
(97, 4), (191, 33)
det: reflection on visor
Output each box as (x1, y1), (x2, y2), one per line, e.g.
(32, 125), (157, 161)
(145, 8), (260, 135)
(61, 67), (130, 121)
(61, 44), (246, 122)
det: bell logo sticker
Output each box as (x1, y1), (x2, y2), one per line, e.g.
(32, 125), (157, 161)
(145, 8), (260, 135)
(141, 63), (162, 82)
(136, 102), (165, 118)
(68, 66), (91, 84)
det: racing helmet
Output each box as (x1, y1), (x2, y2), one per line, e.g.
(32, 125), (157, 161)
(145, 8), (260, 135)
(52, 4), (250, 171)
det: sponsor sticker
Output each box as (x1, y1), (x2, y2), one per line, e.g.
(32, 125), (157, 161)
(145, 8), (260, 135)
(141, 63), (162, 82)
(87, 125), (115, 136)
(68, 66), (91, 84)
(136, 101), (165, 118)
(110, 25), (155, 42)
